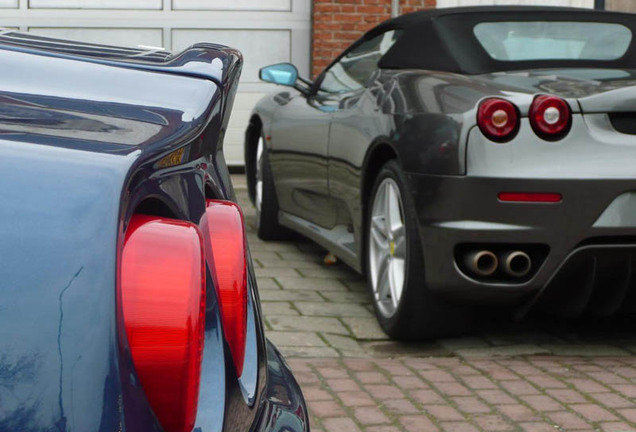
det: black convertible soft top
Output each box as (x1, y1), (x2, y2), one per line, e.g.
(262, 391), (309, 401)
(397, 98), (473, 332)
(371, 6), (636, 74)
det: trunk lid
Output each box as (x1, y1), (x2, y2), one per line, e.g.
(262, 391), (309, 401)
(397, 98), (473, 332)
(476, 68), (636, 112)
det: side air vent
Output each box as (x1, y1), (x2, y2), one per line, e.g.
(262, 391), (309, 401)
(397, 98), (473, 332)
(609, 112), (636, 135)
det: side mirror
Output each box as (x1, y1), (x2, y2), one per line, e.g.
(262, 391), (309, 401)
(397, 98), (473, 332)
(259, 63), (299, 87)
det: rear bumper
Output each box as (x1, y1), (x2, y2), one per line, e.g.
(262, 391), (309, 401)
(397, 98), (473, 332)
(254, 340), (309, 432)
(405, 172), (636, 310)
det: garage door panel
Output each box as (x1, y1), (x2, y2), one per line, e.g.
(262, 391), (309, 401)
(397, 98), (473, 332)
(172, 29), (290, 83)
(28, 28), (163, 48)
(17, 0), (309, 166)
(173, 0), (290, 11)
(29, 0), (161, 8)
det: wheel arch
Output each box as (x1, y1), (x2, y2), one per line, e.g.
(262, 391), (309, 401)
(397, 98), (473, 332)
(359, 139), (400, 274)
(245, 114), (263, 204)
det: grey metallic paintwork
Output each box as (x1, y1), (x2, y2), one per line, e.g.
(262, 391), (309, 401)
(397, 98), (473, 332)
(249, 67), (636, 300)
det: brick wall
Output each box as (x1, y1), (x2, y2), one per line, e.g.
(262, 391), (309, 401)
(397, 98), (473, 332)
(311, 0), (436, 77)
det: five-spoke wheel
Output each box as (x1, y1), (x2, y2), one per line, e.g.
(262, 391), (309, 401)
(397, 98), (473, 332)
(368, 178), (407, 318)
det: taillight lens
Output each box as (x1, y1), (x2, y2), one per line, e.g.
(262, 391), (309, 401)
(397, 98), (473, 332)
(121, 214), (206, 432)
(477, 98), (520, 143)
(199, 200), (247, 377)
(529, 95), (571, 141)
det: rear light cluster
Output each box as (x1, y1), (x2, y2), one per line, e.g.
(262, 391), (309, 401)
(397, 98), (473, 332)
(199, 200), (248, 376)
(477, 98), (519, 143)
(477, 95), (572, 142)
(119, 199), (248, 432)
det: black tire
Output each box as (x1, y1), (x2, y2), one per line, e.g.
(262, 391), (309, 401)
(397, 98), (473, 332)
(366, 160), (471, 340)
(253, 134), (290, 241)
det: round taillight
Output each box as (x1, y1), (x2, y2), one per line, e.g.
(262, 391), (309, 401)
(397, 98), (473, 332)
(121, 214), (206, 432)
(477, 98), (520, 143)
(199, 199), (247, 377)
(529, 95), (571, 141)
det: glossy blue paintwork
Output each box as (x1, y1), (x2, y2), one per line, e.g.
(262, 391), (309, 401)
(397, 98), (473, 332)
(0, 34), (307, 432)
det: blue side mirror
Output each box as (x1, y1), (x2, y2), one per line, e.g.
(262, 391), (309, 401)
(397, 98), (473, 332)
(259, 63), (299, 87)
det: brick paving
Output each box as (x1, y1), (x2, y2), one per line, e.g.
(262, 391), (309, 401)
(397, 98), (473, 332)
(232, 175), (636, 432)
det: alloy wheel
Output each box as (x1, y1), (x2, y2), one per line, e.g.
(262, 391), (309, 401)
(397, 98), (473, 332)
(368, 178), (407, 318)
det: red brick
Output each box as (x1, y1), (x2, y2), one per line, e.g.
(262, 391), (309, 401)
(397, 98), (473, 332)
(438, 422), (479, 432)
(472, 414), (514, 431)
(547, 411), (591, 430)
(310, 400), (347, 417)
(382, 398), (419, 414)
(321, 417), (361, 432)
(399, 414), (439, 432)
(570, 404), (618, 422)
(327, 378), (360, 392)
(353, 406), (390, 425)
(425, 404), (465, 422)
(497, 404), (540, 423)
(409, 389), (445, 405)
(311, 0), (436, 78)
(453, 396), (491, 414)
(521, 395), (564, 412)
(338, 391), (376, 407)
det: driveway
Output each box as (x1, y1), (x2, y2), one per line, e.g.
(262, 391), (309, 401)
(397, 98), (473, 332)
(233, 175), (636, 432)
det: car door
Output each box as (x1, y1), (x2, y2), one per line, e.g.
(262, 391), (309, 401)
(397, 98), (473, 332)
(327, 30), (402, 247)
(268, 87), (339, 228)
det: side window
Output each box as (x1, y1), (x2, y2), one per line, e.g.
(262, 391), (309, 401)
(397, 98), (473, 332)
(319, 30), (401, 94)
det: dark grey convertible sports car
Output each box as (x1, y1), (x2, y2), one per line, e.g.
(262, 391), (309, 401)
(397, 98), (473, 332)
(245, 6), (636, 339)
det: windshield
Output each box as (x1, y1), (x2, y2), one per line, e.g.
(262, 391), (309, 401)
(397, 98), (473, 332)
(474, 21), (632, 62)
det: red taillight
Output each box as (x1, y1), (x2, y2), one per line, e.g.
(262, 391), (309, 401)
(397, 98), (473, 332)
(121, 214), (206, 432)
(477, 98), (520, 143)
(529, 95), (571, 141)
(199, 200), (247, 377)
(498, 192), (562, 203)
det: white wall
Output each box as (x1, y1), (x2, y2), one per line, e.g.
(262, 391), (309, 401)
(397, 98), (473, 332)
(1, 0), (311, 165)
(437, 0), (594, 7)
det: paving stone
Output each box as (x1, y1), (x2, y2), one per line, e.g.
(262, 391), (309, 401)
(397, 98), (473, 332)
(261, 301), (300, 316)
(319, 290), (371, 303)
(340, 317), (389, 340)
(276, 276), (349, 291)
(256, 258), (324, 270)
(337, 391), (376, 407)
(322, 333), (366, 355)
(278, 346), (340, 358)
(254, 267), (301, 278)
(253, 276), (280, 290)
(455, 345), (552, 358)
(399, 414), (439, 432)
(353, 407), (390, 425)
(233, 175), (636, 432)
(277, 251), (324, 262)
(321, 417), (361, 432)
(295, 301), (374, 318)
(259, 289), (322, 302)
(267, 315), (350, 335)
(542, 344), (632, 356)
(298, 267), (361, 280)
(267, 331), (326, 347)
(570, 404), (619, 422)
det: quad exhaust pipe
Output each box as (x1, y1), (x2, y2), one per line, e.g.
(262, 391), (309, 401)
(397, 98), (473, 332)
(464, 250), (498, 277)
(501, 251), (532, 278)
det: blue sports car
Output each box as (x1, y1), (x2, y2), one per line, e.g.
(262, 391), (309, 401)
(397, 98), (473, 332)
(0, 32), (308, 432)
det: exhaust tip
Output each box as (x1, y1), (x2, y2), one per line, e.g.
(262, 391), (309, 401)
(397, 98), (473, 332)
(465, 250), (498, 277)
(503, 251), (531, 277)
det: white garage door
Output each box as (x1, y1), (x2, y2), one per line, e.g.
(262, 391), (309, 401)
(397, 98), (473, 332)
(1, 0), (311, 165)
